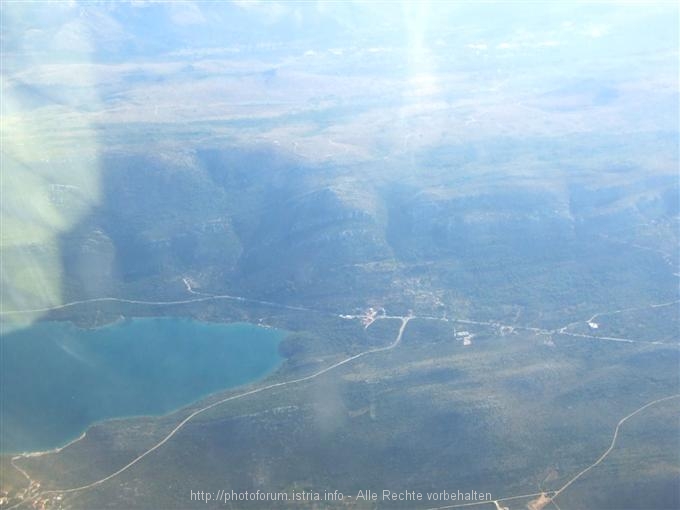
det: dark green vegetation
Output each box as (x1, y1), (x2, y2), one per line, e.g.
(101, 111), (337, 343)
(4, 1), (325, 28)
(46, 134), (679, 328)
(5, 315), (679, 509)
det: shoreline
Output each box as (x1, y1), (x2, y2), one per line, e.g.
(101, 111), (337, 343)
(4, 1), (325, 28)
(1, 317), (288, 457)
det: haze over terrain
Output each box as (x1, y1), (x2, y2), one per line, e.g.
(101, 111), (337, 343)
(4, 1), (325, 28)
(1, 2), (678, 510)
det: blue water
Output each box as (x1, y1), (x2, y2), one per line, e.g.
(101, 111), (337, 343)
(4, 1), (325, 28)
(0, 317), (284, 453)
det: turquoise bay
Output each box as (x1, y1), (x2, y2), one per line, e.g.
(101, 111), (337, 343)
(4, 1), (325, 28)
(0, 317), (284, 453)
